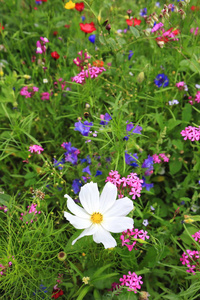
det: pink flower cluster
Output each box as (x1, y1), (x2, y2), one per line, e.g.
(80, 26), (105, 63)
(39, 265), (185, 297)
(192, 230), (200, 243)
(188, 90), (200, 105)
(106, 170), (143, 200)
(20, 203), (41, 224)
(180, 250), (200, 274)
(119, 271), (143, 293)
(152, 153), (169, 164)
(120, 227), (150, 251)
(20, 86), (39, 98)
(28, 145), (44, 154)
(41, 92), (50, 101)
(0, 205), (8, 212)
(36, 36), (49, 54)
(72, 66), (106, 84)
(54, 78), (68, 91)
(176, 81), (188, 91)
(0, 256), (14, 276)
(190, 27), (199, 36)
(73, 50), (91, 70)
(180, 126), (200, 142)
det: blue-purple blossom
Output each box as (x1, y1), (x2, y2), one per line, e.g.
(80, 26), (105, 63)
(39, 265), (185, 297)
(128, 50), (134, 61)
(126, 122), (142, 134)
(80, 155), (91, 164)
(100, 113), (112, 125)
(72, 179), (82, 194)
(140, 8), (147, 16)
(95, 170), (102, 177)
(154, 73), (169, 88)
(88, 34), (96, 44)
(125, 151), (139, 167)
(142, 176), (154, 191)
(74, 120), (93, 136)
(81, 16), (86, 22)
(53, 158), (65, 170)
(142, 155), (154, 176)
(62, 142), (80, 165)
(82, 165), (91, 175)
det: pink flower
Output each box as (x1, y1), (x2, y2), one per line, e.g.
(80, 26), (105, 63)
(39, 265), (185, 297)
(41, 92), (50, 100)
(180, 126), (200, 141)
(176, 81), (188, 91)
(195, 91), (200, 103)
(192, 230), (200, 243)
(151, 22), (164, 33)
(119, 272), (143, 293)
(28, 145), (44, 154)
(190, 27), (199, 36)
(40, 36), (49, 43)
(20, 86), (39, 98)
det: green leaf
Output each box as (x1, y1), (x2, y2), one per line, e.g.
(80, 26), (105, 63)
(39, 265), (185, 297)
(130, 26), (140, 38)
(182, 104), (192, 123)
(76, 286), (92, 300)
(169, 159), (182, 175)
(167, 119), (182, 131)
(0, 194), (11, 206)
(93, 263), (112, 278)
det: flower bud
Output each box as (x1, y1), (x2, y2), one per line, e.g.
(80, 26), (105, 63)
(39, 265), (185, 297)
(58, 251), (67, 261)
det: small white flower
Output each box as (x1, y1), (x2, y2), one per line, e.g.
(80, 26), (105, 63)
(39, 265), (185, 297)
(195, 84), (200, 89)
(43, 78), (48, 83)
(143, 219), (149, 226)
(64, 182), (134, 249)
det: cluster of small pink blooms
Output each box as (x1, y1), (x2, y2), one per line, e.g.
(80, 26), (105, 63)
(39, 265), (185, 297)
(72, 66), (106, 84)
(190, 27), (199, 36)
(20, 203), (41, 224)
(41, 92), (50, 101)
(36, 37), (49, 54)
(152, 153), (169, 164)
(180, 250), (200, 274)
(180, 126), (200, 142)
(20, 86), (39, 98)
(73, 50), (91, 70)
(192, 231), (200, 243)
(119, 271), (143, 293)
(28, 145), (44, 154)
(195, 91), (200, 103)
(0, 256), (14, 276)
(54, 78), (67, 91)
(0, 205), (8, 212)
(120, 227), (150, 251)
(176, 81), (188, 91)
(106, 170), (143, 200)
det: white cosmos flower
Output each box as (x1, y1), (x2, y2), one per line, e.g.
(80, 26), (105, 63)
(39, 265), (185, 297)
(64, 182), (134, 249)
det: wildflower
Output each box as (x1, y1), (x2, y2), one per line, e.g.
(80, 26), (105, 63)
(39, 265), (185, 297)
(100, 113), (112, 125)
(75, 2), (84, 12)
(95, 170), (102, 177)
(28, 145), (44, 154)
(180, 250), (200, 274)
(119, 271), (143, 293)
(176, 81), (188, 91)
(142, 176), (154, 191)
(128, 50), (134, 60)
(154, 73), (169, 88)
(151, 22), (164, 32)
(74, 120), (93, 136)
(143, 219), (149, 226)
(73, 50), (91, 70)
(195, 91), (200, 103)
(81, 16), (86, 22)
(169, 99), (179, 105)
(62, 142), (80, 165)
(82, 166), (91, 175)
(72, 66), (106, 84)
(20, 203), (41, 224)
(58, 251), (67, 261)
(0, 23), (5, 31)
(80, 22), (96, 34)
(41, 92), (50, 101)
(40, 36), (49, 43)
(88, 34), (96, 44)
(64, 182), (134, 248)
(126, 18), (141, 27)
(140, 8), (147, 17)
(82, 276), (90, 284)
(93, 60), (104, 67)
(180, 126), (200, 141)
(142, 155), (154, 176)
(64, 0), (75, 9)
(52, 286), (64, 299)
(43, 78), (48, 83)
(190, 27), (199, 36)
(53, 158), (65, 170)
(20, 86), (39, 98)
(192, 231), (200, 243)
(72, 179), (82, 194)
(51, 51), (60, 60)
(125, 152), (138, 167)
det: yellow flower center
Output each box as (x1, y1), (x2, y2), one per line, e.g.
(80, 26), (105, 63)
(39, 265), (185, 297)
(91, 212), (103, 224)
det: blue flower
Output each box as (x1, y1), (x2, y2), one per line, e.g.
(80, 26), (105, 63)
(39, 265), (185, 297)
(33, 284), (49, 298)
(126, 122), (142, 134)
(72, 179), (82, 194)
(80, 155), (91, 164)
(140, 8), (147, 16)
(142, 176), (154, 191)
(100, 113), (112, 125)
(125, 151), (139, 167)
(81, 16), (86, 22)
(128, 50), (134, 61)
(63, 142), (80, 165)
(53, 158), (65, 170)
(82, 165), (91, 175)
(142, 155), (154, 176)
(74, 120), (93, 136)
(88, 34), (96, 44)
(154, 73), (169, 88)
(95, 170), (102, 177)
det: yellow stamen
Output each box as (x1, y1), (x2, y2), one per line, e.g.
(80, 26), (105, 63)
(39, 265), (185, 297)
(91, 212), (103, 224)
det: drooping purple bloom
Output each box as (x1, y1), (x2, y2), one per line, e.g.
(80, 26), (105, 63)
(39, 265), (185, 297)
(53, 158), (65, 170)
(62, 142), (80, 165)
(95, 170), (102, 177)
(74, 120), (93, 136)
(72, 179), (83, 194)
(154, 73), (169, 88)
(142, 155), (154, 176)
(142, 176), (154, 191)
(82, 165), (91, 175)
(140, 8), (147, 16)
(128, 50), (134, 61)
(88, 34), (96, 44)
(100, 113), (112, 125)
(125, 151), (139, 167)
(80, 155), (91, 164)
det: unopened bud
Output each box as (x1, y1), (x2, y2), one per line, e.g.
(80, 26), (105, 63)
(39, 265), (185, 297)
(105, 24), (111, 34)
(58, 251), (67, 261)
(127, 9), (132, 16)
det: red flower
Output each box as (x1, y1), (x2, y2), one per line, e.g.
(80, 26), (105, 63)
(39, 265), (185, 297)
(52, 288), (64, 299)
(53, 31), (58, 36)
(191, 6), (199, 11)
(64, 24), (70, 28)
(126, 18), (141, 27)
(75, 2), (84, 12)
(80, 22), (96, 33)
(0, 23), (5, 31)
(51, 51), (60, 60)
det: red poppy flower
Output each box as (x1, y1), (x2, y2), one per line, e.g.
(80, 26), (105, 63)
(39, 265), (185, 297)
(126, 19), (133, 26)
(80, 22), (96, 33)
(75, 2), (84, 12)
(52, 288), (64, 299)
(191, 6), (199, 11)
(133, 18), (141, 26)
(51, 51), (60, 60)
(126, 18), (141, 27)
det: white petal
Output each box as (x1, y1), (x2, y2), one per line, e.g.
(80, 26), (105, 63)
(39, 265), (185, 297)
(79, 182), (100, 214)
(64, 212), (92, 229)
(104, 197), (133, 217)
(65, 194), (90, 219)
(93, 225), (117, 249)
(72, 224), (98, 245)
(102, 217), (133, 233)
(99, 182), (117, 214)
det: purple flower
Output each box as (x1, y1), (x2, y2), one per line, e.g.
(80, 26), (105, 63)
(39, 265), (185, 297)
(62, 142), (80, 165)
(154, 73), (169, 88)
(125, 152), (139, 167)
(100, 113), (112, 125)
(88, 34), (96, 44)
(82, 165), (91, 175)
(128, 50), (134, 61)
(74, 120), (93, 136)
(142, 176), (154, 191)
(142, 155), (154, 176)
(140, 8), (147, 16)
(53, 158), (65, 170)
(81, 16), (85, 22)
(72, 179), (82, 194)
(95, 170), (102, 177)
(126, 122), (142, 134)
(80, 155), (91, 164)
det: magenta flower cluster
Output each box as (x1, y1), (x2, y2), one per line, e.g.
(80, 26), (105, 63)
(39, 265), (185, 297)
(72, 66), (106, 84)
(20, 203), (41, 224)
(192, 230), (200, 243)
(119, 271), (143, 293)
(0, 205), (8, 212)
(120, 227), (150, 251)
(73, 50), (91, 70)
(0, 256), (14, 276)
(180, 126), (200, 141)
(180, 250), (200, 274)
(36, 36), (49, 54)
(106, 170), (143, 200)
(28, 145), (44, 154)
(20, 86), (39, 98)
(152, 153), (169, 163)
